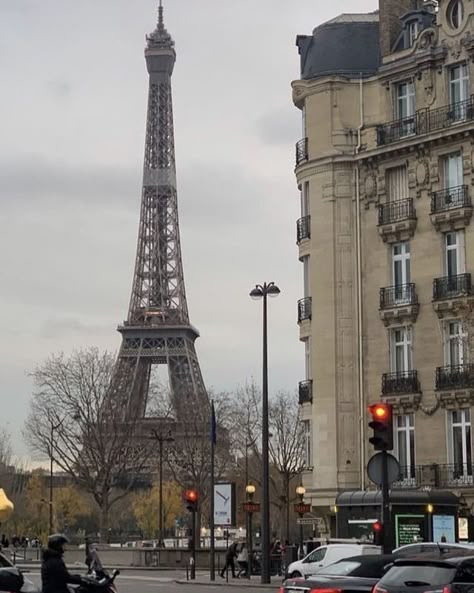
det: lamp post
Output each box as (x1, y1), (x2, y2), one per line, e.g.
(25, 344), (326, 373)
(249, 281), (280, 584)
(245, 484), (256, 578)
(49, 416), (68, 535)
(151, 429), (175, 546)
(295, 485), (306, 559)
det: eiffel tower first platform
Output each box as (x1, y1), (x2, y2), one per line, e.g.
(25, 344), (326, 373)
(109, 2), (208, 420)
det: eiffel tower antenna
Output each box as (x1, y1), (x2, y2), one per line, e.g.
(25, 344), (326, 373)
(108, 6), (208, 419)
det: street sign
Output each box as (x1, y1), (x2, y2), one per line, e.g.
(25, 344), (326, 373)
(242, 501), (260, 513)
(297, 517), (324, 526)
(367, 452), (400, 486)
(294, 503), (311, 514)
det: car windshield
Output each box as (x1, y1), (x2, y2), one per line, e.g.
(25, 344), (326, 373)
(314, 561), (360, 576)
(381, 564), (456, 587)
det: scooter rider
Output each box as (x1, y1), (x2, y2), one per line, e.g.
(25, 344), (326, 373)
(41, 534), (83, 593)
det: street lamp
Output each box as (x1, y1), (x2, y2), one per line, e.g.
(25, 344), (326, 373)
(245, 484), (256, 578)
(249, 281), (280, 584)
(151, 429), (175, 546)
(48, 415), (70, 535)
(296, 485), (306, 559)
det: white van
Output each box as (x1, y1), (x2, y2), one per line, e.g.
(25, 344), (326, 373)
(286, 543), (381, 578)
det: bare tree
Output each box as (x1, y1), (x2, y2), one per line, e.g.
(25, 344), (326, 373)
(0, 425), (12, 469)
(25, 347), (153, 538)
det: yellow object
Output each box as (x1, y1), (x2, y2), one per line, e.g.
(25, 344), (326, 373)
(0, 489), (13, 521)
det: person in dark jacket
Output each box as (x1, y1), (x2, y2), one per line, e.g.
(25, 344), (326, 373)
(41, 534), (83, 593)
(220, 541), (238, 578)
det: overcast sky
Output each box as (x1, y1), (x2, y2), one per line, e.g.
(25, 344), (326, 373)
(0, 0), (377, 457)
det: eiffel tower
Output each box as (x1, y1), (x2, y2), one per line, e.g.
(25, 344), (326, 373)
(109, 2), (208, 420)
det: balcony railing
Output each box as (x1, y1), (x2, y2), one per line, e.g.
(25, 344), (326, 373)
(377, 96), (474, 146)
(431, 185), (470, 213)
(299, 380), (313, 405)
(378, 198), (415, 226)
(298, 297), (312, 323)
(382, 370), (420, 395)
(296, 215), (311, 244)
(433, 273), (472, 300)
(390, 464), (474, 488)
(296, 137), (308, 166)
(380, 283), (417, 309)
(436, 364), (474, 390)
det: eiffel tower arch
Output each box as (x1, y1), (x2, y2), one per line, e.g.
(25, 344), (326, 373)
(109, 3), (208, 420)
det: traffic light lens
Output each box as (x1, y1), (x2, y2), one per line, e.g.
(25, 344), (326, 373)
(373, 521), (382, 532)
(373, 406), (388, 419)
(185, 489), (198, 502)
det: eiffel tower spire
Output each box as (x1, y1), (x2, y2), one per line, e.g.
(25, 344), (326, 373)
(108, 6), (208, 419)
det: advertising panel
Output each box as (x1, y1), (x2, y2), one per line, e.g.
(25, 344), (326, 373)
(433, 515), (455, 543)
(214, 483), (236, 526)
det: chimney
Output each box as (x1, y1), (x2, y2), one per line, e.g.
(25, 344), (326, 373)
(379, 0), (420, 56)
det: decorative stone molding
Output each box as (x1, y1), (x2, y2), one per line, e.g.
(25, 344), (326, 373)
(438, 389), (474, 409)
(430, 205), (473, 232)
(378, 218), (418, 243)
(379, 303), (420, 327)
(382, 393), (421, 412)
(433, 295), (474, 318)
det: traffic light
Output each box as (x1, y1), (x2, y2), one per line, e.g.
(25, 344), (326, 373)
(373, 520), (383, 546)
(185, 489), (198, 513)
(368, 403), (393, 451)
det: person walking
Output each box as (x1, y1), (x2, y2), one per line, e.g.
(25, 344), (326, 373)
(220, 541), (238, 579)
(41, 534), (83, 593)
(237, 543), (249, 578)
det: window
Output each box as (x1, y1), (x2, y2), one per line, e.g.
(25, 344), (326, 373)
(301, 181), (309, 217)
(387, 166), (408, 202)
(444, 231), (465, 277)
(395, 414), (415, 481)
(391, 327), (412, 373)
(305, 339), (311, 380)
(445, 320), (468, 366)
(448, 409), (472, 482)
(304, 547), (326, 564)
(444, 153), (463, 189)
(303, 255), (310, 297)
(449, 63), (469, 120)
(448, 0), (464, 29)
(396, 82), (415, 136)
(408, 21), (419, 46)
(302, 419), (312, 468)
(392, 242), (411, 302)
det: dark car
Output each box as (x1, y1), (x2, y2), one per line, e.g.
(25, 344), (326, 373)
(0, 552), (39, 593)
(394, 544), (474, 558)
(374, 555), (474, 593)
(280, 554), (395, 593)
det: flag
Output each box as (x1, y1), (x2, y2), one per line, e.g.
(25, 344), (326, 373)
(210, 400), (217, 445)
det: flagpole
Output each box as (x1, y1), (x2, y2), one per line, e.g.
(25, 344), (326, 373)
(210, 400), (216, 581)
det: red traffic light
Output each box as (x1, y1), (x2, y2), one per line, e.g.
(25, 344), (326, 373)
(368, 404), (390, 420)
(373, 520), (383, 532)
(185, 489), (198, 503)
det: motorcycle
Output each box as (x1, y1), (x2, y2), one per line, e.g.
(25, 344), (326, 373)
(73, 569), (120, 593)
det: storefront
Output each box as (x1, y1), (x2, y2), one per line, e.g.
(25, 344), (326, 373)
(335, 490), (460, 548)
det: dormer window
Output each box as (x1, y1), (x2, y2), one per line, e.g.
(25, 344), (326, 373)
(448, 0), (464, 29)
(408, 21), (419, 46)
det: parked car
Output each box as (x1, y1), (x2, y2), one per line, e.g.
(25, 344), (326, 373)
(394, 543), (474, 557)
(286, 543), (381, 578)
(0, 553), (38, 593)
(374, 554), (474, 593)
(280, 554), (395, 593)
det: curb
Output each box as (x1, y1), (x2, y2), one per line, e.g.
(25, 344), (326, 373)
(175, 578), (281, 589)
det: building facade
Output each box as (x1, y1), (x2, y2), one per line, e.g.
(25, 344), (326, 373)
(293, 0), (474, 531)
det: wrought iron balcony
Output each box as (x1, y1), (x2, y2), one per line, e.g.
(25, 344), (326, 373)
(299, 380), (313, 405)
(436, 364), (474, 390)
(440, 464), (474, 486)
(295, 137), (308, 166)
(380, 283), (417, 309)
(433, 273), (472, 300)
(378, 198), (415, 226)
(377, 96), (474, 146)
(297, 297), (312, 323)
(296, 215), (311, 244)
(431, 185), (470, 213)
(391, 464), (474, 488)
(382, 370), (420, 395)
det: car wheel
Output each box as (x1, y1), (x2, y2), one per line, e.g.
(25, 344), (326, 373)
(290, 571), (302, 578)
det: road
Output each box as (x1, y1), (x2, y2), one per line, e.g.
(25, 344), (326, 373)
(26, 569), (280, 593)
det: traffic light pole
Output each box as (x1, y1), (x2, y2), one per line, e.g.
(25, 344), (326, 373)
(191, 508), (196, 580)
(381, 449), (391, 554)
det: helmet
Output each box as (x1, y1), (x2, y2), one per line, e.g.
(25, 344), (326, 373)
(48, 534), (69, 553)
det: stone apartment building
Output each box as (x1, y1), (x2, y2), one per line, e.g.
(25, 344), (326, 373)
(293, 0), (474, 530)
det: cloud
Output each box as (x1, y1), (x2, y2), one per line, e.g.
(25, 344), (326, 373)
(47, 80), (72, 100)
(255, 106), (301, 146)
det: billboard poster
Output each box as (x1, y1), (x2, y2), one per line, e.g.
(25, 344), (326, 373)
(459, 517), (469, 541)
(433, 515), (455, 543)
(214, 483), (236, 526)
(395, 514), (425, 547)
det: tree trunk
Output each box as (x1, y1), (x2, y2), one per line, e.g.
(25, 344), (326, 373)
(100, 496), (110, 543)
(285, 477), (290, 544)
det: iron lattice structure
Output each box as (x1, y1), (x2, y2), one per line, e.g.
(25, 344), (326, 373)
(109, 4), (208, 419)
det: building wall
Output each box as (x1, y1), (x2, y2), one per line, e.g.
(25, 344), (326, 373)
(294, 0), (474, 527)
